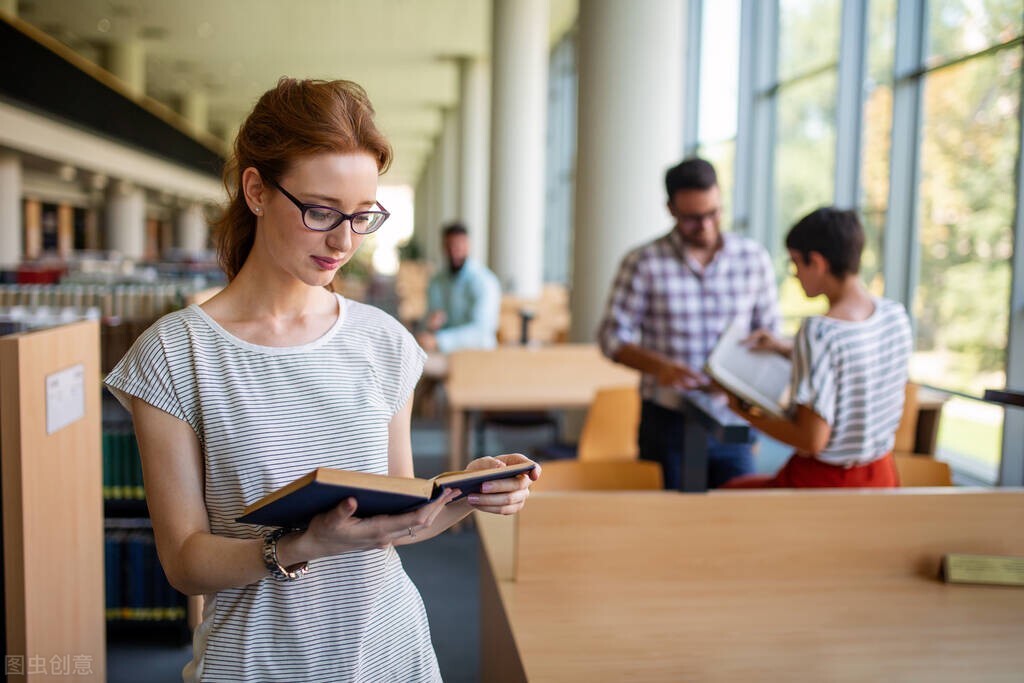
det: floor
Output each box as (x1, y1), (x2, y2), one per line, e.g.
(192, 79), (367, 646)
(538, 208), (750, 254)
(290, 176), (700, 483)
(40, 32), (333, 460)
(107, 414), (790, 682)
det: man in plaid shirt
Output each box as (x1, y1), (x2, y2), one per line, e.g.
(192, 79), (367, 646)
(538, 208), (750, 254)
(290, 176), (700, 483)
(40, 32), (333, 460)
(598, 158), (780, 489)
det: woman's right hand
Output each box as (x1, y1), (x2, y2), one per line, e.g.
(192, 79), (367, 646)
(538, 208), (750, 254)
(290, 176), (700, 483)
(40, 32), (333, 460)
(280, 488), (461, 562)
(742, 329), (793, 357)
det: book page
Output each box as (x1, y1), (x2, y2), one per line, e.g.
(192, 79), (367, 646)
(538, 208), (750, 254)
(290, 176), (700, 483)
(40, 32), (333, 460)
(706, 317), (792, 417)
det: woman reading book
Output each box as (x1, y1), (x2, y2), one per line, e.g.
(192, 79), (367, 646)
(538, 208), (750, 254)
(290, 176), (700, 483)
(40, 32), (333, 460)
(105, 77), (540, 682)
(718, 207), (911, 488)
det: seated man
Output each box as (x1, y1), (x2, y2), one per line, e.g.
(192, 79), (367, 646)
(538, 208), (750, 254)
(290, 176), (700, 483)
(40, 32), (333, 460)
(416, 222), (500, 354)
(721, 207), (912, 487)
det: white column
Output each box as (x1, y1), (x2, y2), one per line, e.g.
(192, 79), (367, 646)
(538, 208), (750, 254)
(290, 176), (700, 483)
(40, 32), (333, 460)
(181, 90), (209, 134)
(489, 0), (548, 297)
(0, 152), (23, 267)
(438, 107), (461, 225)
(177, 202), (208, 254)
(570, 0), (685, 342)
(459, 58), (491, 264)
(106, 40), (146, 97)
(424, 149), (443, 267)
(413, 170), (429, 260)
(106, 181), (146, 259)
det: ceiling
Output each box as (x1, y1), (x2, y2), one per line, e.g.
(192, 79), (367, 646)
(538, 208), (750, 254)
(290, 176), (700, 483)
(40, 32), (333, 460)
(12, 0), (579, 185)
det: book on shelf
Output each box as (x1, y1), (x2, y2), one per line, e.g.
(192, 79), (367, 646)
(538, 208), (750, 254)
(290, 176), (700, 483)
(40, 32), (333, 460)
(705, 316), (792, 418)
(237, 462), (538, 529)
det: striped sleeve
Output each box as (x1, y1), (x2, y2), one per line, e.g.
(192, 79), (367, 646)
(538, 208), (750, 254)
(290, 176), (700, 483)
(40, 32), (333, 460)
(363, 308), (427, 416)
(393, 329), (427, 415)
(104, 316), (197, 432)
(790, 318), (837, 425)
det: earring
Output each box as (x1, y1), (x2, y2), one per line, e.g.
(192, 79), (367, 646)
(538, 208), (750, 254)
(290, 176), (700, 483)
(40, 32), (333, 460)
(254, 207), (262, 215)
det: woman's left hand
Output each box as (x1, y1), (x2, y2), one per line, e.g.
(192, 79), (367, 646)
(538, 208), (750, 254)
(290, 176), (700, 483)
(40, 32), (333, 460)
(463, 454), (541, 515)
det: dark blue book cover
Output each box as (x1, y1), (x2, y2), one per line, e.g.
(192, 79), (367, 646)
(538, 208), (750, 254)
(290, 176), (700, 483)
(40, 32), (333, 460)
(236, 463), (536, 529)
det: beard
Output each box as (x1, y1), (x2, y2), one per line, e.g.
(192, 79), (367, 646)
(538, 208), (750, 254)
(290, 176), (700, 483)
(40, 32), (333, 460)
(678, 225), (720, 250)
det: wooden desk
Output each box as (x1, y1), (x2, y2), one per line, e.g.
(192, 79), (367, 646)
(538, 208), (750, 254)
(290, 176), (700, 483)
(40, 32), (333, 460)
(445, 345), (638, 471)
(478, 489), (1024, 682)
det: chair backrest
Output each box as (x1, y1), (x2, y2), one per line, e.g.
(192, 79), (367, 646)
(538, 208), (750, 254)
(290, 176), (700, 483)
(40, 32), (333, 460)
(496, 287), (571, 345)
(531, 460), (664, 492)
(576, 385), (641, 461)
(894, 454), (953, 487)
(893, 382), (920, 453)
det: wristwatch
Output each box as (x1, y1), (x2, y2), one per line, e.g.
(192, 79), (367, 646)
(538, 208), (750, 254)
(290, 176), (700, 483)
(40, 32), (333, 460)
(262, 528), (309, 581)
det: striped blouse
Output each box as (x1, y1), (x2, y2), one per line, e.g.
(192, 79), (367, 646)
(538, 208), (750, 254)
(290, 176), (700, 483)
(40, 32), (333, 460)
(791, 297), (912, 466)
(105, 294), (440, 682)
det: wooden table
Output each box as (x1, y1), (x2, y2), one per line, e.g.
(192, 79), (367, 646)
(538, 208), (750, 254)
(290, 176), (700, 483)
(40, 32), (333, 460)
(445, 345), (638, 471)
(477, 489), (1024, 682)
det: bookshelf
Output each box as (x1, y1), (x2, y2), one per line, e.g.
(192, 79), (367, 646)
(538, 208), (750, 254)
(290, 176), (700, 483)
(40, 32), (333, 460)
(1, 281), (214, 654)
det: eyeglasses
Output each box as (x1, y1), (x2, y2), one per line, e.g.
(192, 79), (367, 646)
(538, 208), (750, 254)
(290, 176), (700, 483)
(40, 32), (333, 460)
(675, 206), (724, 228)
(265, 177), (390, 234)
(677, 207), (721, 227)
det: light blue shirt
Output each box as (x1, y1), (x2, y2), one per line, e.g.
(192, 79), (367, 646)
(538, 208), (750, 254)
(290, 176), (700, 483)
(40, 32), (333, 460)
(427, 258), (501, 353)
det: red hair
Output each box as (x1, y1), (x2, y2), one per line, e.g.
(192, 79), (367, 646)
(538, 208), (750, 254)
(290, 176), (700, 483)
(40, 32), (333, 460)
(214, 78), (393, 280)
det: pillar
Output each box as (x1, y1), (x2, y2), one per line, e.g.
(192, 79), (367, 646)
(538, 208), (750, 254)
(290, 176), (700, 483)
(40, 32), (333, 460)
(105, 182), (146, 260)
(177, 202), (208, 254)
(438, 107), (461, 225)
(0, 152), (23, 266)
(56, 203), (74, 258)
(181, 90), (209, 134)
(569, 0), (685, 342)
(106, 40), (146, 97)
(459, 58), (492, 265)
(488, 0), (549, 297)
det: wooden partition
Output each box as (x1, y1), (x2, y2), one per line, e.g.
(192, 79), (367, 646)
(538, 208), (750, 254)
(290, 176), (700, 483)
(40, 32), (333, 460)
(1, 320), (105, 681)
(478, 489), (1024, 682)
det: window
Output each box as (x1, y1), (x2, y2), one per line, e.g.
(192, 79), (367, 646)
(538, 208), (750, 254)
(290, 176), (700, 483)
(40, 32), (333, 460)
(858, 0), (898, 292)
(913, 39), (1021, 481)
(544, 33), (577, 285)
(774, 0), (841, 326)
(695, 0), (741, 226)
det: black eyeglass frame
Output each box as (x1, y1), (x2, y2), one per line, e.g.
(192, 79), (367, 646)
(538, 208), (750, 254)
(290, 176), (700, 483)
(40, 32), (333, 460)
(264, 176), (390, 234)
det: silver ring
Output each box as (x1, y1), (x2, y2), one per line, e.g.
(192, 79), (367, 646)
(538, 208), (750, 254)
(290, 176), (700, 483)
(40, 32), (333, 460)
(407, 527), (416, 538)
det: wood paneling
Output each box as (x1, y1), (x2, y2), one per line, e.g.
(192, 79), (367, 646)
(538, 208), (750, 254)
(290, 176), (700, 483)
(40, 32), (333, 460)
(1, 320), (105, 681)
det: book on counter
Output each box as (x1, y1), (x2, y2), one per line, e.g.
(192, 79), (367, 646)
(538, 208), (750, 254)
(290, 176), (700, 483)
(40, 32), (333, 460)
(237, 462), (537, 528)
(705, 316), (792, 418)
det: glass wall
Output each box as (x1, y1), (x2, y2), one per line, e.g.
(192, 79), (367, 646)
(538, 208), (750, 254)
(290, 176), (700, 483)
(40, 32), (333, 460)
(911, 1), (1022, 480)
(687, 0), (1024, 482)
(544, 33), (577, 285)
(859, 0), (898, 293)
(695, 0), (741, 226)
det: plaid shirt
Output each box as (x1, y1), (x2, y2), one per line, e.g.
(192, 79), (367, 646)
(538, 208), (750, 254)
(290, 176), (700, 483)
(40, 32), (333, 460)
(598, 229), (780, 407)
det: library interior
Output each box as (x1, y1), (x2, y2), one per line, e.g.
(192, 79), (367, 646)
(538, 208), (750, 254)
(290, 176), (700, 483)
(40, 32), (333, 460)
(1, 1), (1022, 682)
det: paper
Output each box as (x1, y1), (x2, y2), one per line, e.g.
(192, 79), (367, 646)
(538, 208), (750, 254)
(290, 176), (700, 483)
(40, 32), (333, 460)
(45, 363), (85, 435)
(705, 317), (792, 417)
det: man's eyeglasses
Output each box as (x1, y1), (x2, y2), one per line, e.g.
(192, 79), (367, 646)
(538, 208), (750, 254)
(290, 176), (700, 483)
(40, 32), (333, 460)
(677, 207), (721, 227)
(265, 177), (390, 234)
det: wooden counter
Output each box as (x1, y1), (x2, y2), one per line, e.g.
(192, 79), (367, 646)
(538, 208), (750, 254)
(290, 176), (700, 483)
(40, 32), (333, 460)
(477, 489), (1024, 682)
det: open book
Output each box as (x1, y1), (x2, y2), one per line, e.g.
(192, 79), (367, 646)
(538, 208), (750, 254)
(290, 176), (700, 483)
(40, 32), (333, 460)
(236, 462), (537, 528)
(705, 316), (792, 418)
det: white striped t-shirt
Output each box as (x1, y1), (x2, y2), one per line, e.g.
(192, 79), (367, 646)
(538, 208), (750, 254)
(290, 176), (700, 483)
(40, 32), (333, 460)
(104, 294), (440, 683)
(790, 297), (912, 467)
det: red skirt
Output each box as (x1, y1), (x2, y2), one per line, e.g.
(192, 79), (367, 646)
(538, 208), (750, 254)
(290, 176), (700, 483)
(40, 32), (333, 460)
(722, 452), (899, 488)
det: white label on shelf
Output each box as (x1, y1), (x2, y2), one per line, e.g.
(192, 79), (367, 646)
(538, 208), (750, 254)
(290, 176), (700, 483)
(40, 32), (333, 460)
(45, 363), (85, 435)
